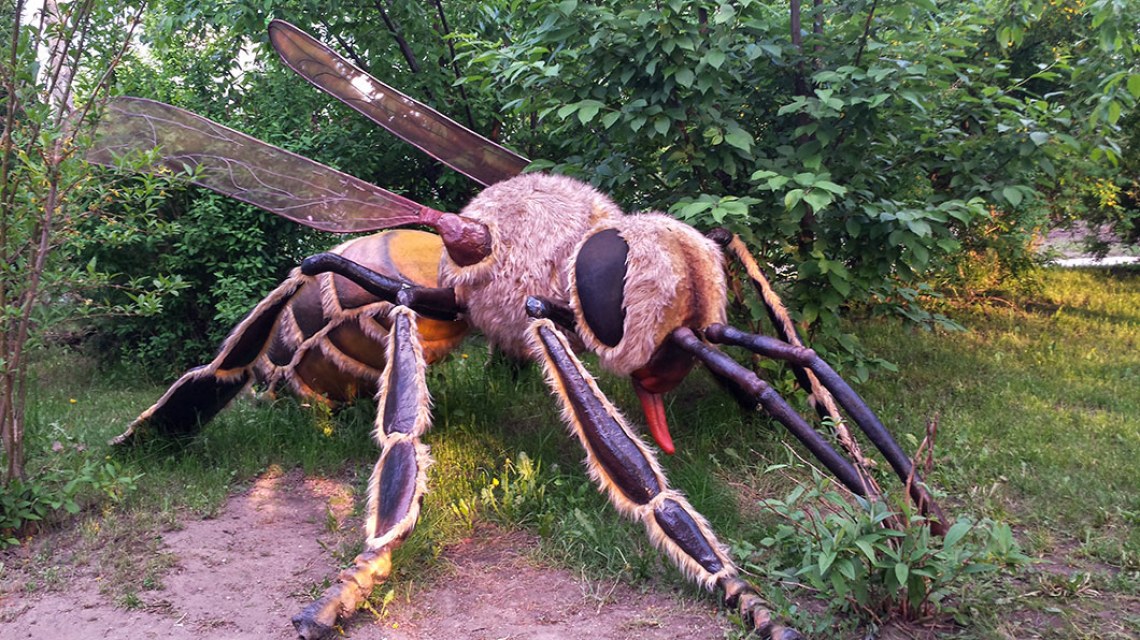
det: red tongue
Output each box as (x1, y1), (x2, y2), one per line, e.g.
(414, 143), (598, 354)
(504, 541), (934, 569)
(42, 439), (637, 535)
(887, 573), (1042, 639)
(633, 380), (675, 455)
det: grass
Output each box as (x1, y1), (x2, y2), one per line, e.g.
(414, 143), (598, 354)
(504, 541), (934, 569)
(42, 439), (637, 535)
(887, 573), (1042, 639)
(5, 265), (1139, 638)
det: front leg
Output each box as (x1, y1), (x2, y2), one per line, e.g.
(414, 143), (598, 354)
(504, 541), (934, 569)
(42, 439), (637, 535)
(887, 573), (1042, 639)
(293, 306), (433, 640)
(527, 319), (802, 639)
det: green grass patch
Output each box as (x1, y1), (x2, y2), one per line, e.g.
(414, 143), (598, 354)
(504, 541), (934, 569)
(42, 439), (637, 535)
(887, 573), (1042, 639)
(7, 265), (1139, 638)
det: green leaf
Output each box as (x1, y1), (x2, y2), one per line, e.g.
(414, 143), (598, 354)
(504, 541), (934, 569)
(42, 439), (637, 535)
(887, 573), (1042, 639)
(854, 539), (876, 562)
(819, 550), (837, 573)
(675, 68), (695, 88)
(601, 111), (621, 129)
(777, 98), (807, 116)
(705, 49), (726, 69)
(653, 117), (671, 136)
(804, 190), (832, 212)
(942, 520), (972, 549)
(895, 562), (909, 586)
(1002, 186), (1023, 208)
(1128, 74), (1140, 99)
(793, 172), (816, 187)
(830, 572), (849, 597)
(906, 219), (932, 237)
(1029, 131), (1049, 146)
(814, 180), (847, 195)
(724, 128), (754, 152)
(576, 100), (604, 125)
(828, 270), (852, 296)
(1107, 100), (1122, 125)
(784, 189), (805, 210)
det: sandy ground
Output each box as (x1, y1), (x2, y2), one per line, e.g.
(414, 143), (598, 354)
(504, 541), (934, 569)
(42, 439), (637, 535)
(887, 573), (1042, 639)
(0, 470), (732, 640)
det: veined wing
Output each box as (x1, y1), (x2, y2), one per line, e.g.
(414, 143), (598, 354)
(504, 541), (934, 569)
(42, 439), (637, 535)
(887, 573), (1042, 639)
(268, 19), (529, 188)
(88, 96), (444, 233)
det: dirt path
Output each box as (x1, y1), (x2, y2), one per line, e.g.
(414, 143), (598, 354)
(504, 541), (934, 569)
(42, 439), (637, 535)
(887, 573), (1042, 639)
(0, 470), (731, 640)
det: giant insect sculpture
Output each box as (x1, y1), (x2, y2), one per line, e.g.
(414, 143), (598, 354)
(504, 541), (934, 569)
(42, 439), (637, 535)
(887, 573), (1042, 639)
(91, 20), (948, 640)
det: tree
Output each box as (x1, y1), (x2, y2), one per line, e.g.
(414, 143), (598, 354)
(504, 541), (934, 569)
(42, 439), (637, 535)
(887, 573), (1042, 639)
(456, 0), (1137, 354)
(0, 0), (179, 482)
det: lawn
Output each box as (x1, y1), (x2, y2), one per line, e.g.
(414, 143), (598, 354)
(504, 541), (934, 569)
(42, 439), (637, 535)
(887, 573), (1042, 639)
(4, 265), (1138, 639)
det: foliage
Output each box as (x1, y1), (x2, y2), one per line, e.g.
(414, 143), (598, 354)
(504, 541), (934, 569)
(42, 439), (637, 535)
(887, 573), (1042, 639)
(0, 440), (141, 548)
(68, 0), (1138, 372)
(744, 466), (1029, 632)
(471, 451), (549, 526)
(455, 0), (1138, 353)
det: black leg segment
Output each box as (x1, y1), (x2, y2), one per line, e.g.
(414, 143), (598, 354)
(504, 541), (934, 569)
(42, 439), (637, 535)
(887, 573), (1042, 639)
(535, 323), (662, 505)
(670, 327), (871, 498)
(704, 323), (948, 532)
(653, 499), (725, 575)
(302, 252), (461, 321)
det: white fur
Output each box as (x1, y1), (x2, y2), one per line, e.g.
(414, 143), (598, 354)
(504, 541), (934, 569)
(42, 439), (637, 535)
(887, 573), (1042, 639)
(439, 174), (622, 361)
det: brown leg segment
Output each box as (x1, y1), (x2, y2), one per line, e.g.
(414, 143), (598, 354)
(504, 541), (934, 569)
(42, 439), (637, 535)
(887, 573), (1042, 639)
(527, 319), (801, 639)
(292, 307), (433, 640)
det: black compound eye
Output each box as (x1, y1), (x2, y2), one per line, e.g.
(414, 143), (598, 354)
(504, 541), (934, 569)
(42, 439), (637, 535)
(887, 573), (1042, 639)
(575, 228), (629, 348)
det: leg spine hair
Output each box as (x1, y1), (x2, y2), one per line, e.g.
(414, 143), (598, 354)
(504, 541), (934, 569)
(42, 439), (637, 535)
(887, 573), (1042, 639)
(721, 233), (883, 496)
(292, 306), (432, 640)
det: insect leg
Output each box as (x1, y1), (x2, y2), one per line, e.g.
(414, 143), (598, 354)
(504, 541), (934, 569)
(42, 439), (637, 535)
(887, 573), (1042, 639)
(292, 306), (433, 640)
(301, 252), (460, 321)
(705, 324), (948, 529)
(528, 319), (801, 640)
(112, 272), (305, 444)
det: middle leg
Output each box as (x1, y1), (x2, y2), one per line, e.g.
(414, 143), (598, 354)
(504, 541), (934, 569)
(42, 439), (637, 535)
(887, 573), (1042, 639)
(292, 306), (434, 640)
(528, 318), (801, 640)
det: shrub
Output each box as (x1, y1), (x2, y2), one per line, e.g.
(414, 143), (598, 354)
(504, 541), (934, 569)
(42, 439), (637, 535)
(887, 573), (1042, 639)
(741, 466), (1029, 633)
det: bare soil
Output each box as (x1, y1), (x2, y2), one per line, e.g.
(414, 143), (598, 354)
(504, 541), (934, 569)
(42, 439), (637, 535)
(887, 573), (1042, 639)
(0, 470), (732, 640)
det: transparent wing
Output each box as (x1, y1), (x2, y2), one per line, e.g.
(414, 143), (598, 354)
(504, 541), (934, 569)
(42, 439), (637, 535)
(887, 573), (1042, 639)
(88, 96), (443, 233)
(269, 19), (529, 188)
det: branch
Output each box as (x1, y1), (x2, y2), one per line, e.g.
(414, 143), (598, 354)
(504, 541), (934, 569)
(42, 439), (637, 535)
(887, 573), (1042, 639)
(853, 0), (880, 68)
(319, 20), (371, 71)
(374, 0), (422, 74)
(428, 0), (476, 129)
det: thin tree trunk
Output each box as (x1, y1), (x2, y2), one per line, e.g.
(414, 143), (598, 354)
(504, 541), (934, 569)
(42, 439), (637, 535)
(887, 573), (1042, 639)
(790, 0), (815, 254)
(375, 1), (422, 74)
(427, 0), (475, 129)
(0, 1), (26, 484)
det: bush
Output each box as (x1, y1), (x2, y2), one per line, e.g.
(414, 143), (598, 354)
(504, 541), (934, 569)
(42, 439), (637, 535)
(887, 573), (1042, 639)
(0, 441), (143, 548)
(740, 466), (1029, 634)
